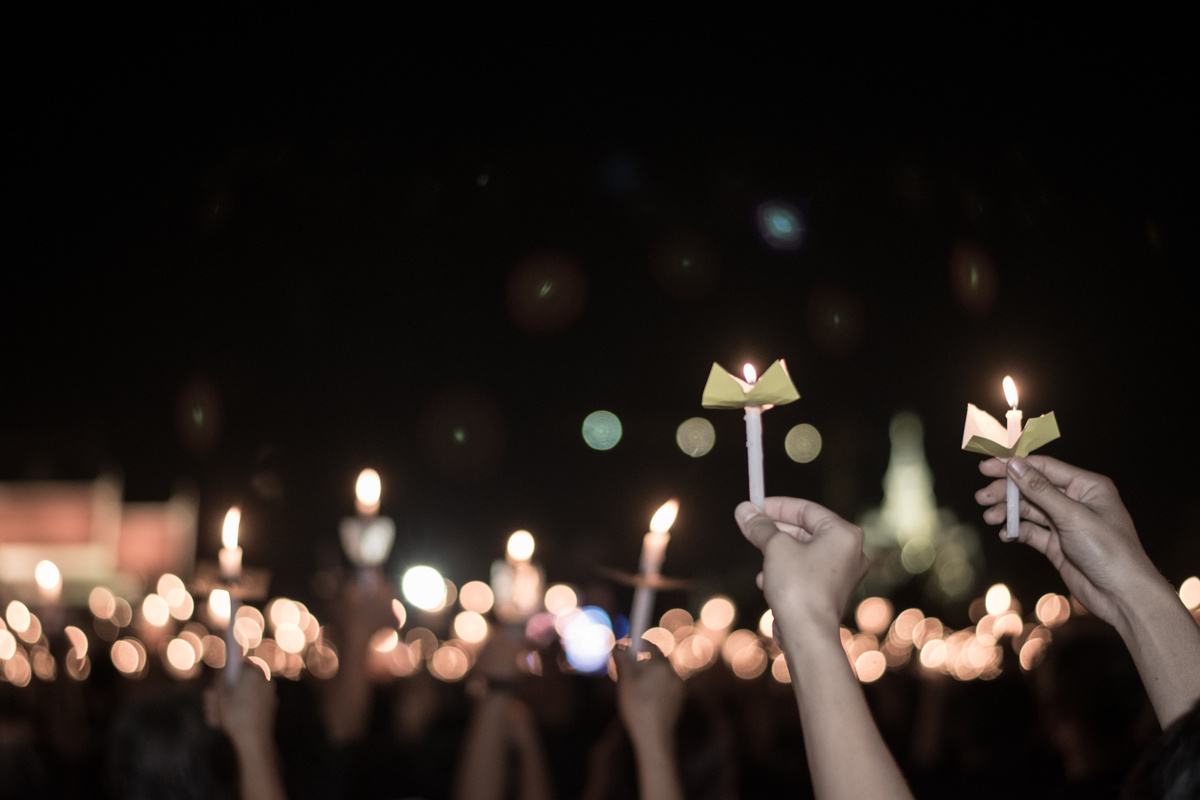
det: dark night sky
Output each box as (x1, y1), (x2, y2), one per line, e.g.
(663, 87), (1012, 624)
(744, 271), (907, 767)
(4, 24), (1198, 624)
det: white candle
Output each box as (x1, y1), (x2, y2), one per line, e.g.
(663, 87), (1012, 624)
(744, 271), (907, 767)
(219, 507), (243, 582)
(219, 507), (242, 685)
(1003, 377), (1022, 541)
(743, 364), (766, 510)
(630, 500), (678, 654)
(341, 469), (395, 590)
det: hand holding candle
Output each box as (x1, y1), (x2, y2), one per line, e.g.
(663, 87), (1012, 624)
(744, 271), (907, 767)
(962, 377), (1061, 539)
(629, 500), (678, 654)
(701, 359), (800, 510)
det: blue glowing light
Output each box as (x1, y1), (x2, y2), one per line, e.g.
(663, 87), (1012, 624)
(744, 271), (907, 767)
(582, 411), (622, 450)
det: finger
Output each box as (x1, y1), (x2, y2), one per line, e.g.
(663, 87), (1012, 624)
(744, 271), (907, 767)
(982, 498), (1052, 528)
(762, 496), (849, 539)
(1001, 519), (1056, 558)
(974, 478), (1008, 506)
(978, 457), (1008, 478)
(736, 502), (782, 550)
(1008, 458), (1082, 523)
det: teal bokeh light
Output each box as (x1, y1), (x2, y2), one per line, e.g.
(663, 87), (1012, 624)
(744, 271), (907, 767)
(582, 411), (622, 450)
(756, 202), (805, 251)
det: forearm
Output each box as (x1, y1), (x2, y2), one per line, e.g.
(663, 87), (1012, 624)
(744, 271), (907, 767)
(453, 695), (510, 800)
(628, 732), (685, 800)
(1112, 576), (1200, 728)
(784, 628), (913, 800)
(231, 736), (288, 800)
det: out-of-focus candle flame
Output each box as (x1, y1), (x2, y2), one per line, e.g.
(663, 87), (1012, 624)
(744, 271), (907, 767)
(1003, 376), (1018, 409)
(507, 530), (535, 561)
(222, 507), (241, 550)
(356, 469), (382, 515)
(34, 560), (61, 591)
(650, 500), (679, 533)
(743, 363), (758, 384)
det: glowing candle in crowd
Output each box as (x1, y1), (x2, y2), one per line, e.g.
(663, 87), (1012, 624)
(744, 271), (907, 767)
(1003, 377), (1022, 541)
(34, 560), (62, 606)
(743, 364), (766, 509)
(219, 507), (242, 685)
(629, 500), (679, 654)
(219, 507), (243, 582)
(340, 469), (395, 589)
(492, 530), (543, 624)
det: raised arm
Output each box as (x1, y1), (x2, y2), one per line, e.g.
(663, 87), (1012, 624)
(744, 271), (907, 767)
(614, 649), (687, 800)
(977, 455), (1200, 727)
(734, 499), (914, 800)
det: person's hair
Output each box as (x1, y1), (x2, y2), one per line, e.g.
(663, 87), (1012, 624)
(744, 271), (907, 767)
(107, 686), (238, 800)
(1122, 699), (1200, 800)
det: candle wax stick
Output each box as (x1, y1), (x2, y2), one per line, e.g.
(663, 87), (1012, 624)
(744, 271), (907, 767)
(629, 530), (669, 654)
(745, 406), (765, 509)
(225, 595), (241, 686)
(1005, 409), (1022, 540)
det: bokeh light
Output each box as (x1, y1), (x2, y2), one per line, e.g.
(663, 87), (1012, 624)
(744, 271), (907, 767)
(142, 594), (171, 627)
(34, 560), (61, 591)
(806, 286), (864, 357)
(419, 388), (506, 482)
(5, 601), (31, 634)
(111, 638), (148, 676)
(429, 643), (471, 682)
(676, 417), (716, 457)
(756, 202), (805, 251)
(561, 607), (615, 674)
(771, 653), (791, 683)
(582, 411), (622, 450)
(544, 584), (577, 616)
(89, 587), (117, 620)
(985, 584), (1013, 616)
(650, 229), (720, 299)
(758, 609), (774, 639)
(855, 650), (887, 683)
(699, 596), (736, 631)
(784, 423), (823, 463)
(901, 537), (935, 574)
(949, 240), (998, 317)
(454, 611), (489, 644)
(507, 530), (535, 561)
(402, 566), (448, 611)
(855, 597), (894, 636)
(506, 251), (588, 334)
(1179, 576), (1200, 611)
(459, 581), (495, 614)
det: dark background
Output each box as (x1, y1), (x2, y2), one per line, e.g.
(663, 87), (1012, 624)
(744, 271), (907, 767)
(4, 22), (1197, 627)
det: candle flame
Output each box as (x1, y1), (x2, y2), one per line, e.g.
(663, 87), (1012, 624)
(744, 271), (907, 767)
(507, 530), (535, 561)
(650, 500), (679, 533)
(743, 363), (758, 384)
(34, 560), (61, 591)
(355, 469), (382, 514)
(1002, 376), (1018, 409)
(222, 507), (241, 550)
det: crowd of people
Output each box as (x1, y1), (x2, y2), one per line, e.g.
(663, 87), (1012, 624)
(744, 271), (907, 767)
(1, 455), (1197, 799)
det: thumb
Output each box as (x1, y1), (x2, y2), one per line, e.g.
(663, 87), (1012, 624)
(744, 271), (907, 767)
(1008, 457), (1080, 524)
(735, 502), (780, 551)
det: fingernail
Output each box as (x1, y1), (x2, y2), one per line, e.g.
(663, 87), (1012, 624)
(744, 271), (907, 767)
(1009, 457), (1028, 478)
(735, 502), (758, 524)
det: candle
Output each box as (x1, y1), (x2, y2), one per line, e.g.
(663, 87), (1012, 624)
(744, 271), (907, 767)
(700, 360), (798, 510)
(340, 469), (396, 590)
(493, 530), (543, 624)
(629, 500), (679, 654)
(219, 506), (242, 685)
(219, 507), (243, 582)
(742, 363), (766, 509)
(1003, 377), (1022, 541)
(355, 468), (382, 516)
(34, 559), (62, 606)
